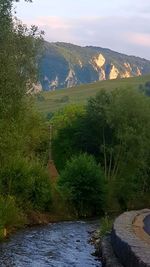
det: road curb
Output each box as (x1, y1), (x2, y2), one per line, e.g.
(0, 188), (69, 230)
(111, 209), (150, 267)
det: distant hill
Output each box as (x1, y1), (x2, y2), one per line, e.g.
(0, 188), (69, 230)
(35, 74), (150, 115)
(38, 42), (150, 91)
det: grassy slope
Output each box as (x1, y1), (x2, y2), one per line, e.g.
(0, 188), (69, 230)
(36, 75), (150, 115)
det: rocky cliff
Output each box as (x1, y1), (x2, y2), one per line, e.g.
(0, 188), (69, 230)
(38, 42), (150, 91)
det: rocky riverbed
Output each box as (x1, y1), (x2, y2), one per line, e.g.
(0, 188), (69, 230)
(0, 220), (102, 267)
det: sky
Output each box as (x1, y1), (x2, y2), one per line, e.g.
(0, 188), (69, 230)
(15, 0), (150, 59)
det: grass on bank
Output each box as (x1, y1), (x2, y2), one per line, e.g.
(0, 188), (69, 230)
(100, 215), (114, 237)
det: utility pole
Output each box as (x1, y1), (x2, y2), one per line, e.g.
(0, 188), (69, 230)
(49, 123), (52, 161)
(48, 123), (58, 182)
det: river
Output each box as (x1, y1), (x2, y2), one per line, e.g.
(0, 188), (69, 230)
(0, 220), (102, 267)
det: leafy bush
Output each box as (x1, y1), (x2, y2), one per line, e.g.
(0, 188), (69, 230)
(28, 161), (52, 211)
(58, 153), (105, 217)
(46, 112), (54, 120)
(139, 81), (150, 96)
(22, 110), (50, 165)
(0, 195), (25, 239)
(0, 158), (51, 212)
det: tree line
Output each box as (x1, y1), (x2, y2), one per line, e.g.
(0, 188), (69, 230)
(52, 86), (150, 216)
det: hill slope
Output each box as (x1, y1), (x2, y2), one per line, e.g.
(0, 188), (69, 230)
(36, 74), (150, 115)
(38, 42), (150, 91)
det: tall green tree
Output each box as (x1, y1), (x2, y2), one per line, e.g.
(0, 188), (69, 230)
(0, 0), (43, 166)
(51, 104), (85, 170)
(82, 88), (150, 181)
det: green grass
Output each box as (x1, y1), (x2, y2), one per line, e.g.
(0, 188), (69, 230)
(35, 75), (150, 115)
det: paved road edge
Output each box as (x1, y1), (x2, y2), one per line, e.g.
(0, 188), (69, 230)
(111, 209), (150, 267)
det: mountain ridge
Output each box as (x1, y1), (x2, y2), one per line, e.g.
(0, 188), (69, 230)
(37, 42), (150, 91)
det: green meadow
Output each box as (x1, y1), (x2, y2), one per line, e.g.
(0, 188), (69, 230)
(36, 75), (150, 115)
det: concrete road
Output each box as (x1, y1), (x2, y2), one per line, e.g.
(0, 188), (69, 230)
(144, 214), (150, 236)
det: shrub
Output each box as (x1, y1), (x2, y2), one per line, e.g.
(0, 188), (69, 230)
(28, 161), (52, 211)
(0, 158), (51, 212)
(46, 112), (54, 120)
(58, 153), (105, 217)
(0, 195), (25, 239)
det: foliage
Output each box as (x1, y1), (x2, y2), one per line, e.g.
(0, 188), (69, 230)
(0, 1), (43, 119)
(58, 153), (105, 217)
(115, 168), (150, 211)
(52, 87), (150, 213)
(84, 88), (150, 181)
(82, 88), (150, 211)
(22, 106), (50, 164)
(51, 104), (85, 170)
(0, 158), (51, 211)
(46, 112), (54, 120)
(100, 214), (113, 237)
(0, 195), (26, 239)
(0, 0), (51, 233)
(28, 160), (51, 211)
(139, 81), (150, 96)
(0, 0), (44, 166)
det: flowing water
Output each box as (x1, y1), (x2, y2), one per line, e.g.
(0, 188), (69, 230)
(0, 220), (102, 267)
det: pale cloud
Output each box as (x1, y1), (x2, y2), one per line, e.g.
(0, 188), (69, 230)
(24, 15), (150, 60)
(127, 33), (150, 47)
(35, 17), (71, 30)
(15, 0), (150, 60)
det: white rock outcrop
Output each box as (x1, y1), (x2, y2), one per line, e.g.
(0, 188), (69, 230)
(109, 65), (119, 79)
(94, 54), (106, 68)
(65, 69), (77, 88)
(50, 76), (59, 90)
(27, 82), (42, 94)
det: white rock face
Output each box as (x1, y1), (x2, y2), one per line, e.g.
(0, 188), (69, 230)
(136, 67), (142, 76)
(92, 63), (106, 81)
(91, 54), (106, 81)
(121, 71), (131, 78)
(50, 76), (59, 90)
(121, 62), (133, 78)
(65, 69), (77, 87)
(109, 65), (119, 79)
(124, 62), (132, 71)
(99, 68), (106, 80)
(78, 60), (83, 68)
(94, 54), (105, 68)
(27, 82), (42, 95)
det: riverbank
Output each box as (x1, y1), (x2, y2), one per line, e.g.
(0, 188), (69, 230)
(91, 209), (150, 267)
(1, 208), (76, 241)
(90, 228), (123, 267)
(91, 231), (123, 267)
(26, 210), (75, 226)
